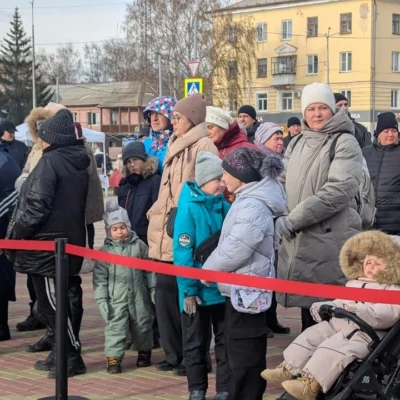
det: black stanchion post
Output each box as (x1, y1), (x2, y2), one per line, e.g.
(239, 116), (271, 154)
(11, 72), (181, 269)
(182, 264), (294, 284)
(39, 239), (88, 400)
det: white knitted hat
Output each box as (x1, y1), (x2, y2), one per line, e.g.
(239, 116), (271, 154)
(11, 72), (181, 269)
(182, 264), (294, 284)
(206, 106), (234, 130)
(195, 152), (223, 187)
(301, 83), (336, 116)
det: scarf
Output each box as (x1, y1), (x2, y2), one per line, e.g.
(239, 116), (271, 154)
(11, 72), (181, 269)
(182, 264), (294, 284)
(150, 129), (172, 153)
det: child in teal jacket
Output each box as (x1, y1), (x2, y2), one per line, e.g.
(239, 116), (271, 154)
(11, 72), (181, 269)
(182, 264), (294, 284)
(173, 152), (231, 400)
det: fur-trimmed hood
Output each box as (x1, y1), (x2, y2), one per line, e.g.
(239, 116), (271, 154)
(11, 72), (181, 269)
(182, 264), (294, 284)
(340, 230), (400, 285)
(121, 156), (158, 180)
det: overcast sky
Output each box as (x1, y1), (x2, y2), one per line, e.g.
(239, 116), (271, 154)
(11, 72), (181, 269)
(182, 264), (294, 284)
(0, 0), (127, 53)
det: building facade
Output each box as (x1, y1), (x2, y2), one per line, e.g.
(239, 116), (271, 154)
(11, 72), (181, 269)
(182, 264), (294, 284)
(218, 0), (400, 131)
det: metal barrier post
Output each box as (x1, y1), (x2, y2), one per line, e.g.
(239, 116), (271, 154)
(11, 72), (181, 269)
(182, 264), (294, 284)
(39, 239), (88, 400)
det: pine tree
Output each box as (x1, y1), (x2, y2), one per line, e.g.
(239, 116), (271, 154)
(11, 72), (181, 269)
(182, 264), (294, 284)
(0, 8), (53, 124)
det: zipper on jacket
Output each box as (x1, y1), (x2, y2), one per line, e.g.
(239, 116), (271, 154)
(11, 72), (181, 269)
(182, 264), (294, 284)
(112, 264), (116, 300)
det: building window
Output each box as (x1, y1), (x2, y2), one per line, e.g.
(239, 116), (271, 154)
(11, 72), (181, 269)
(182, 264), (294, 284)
(307, 55), (318, 74)
(87, 112), (100, 125)
(228, 26), (236, 43)
(340, 13), (352, 34)
(228, 60), (238, 79)
(393, 14), (400, 35)
(340, 90), (352, 107)
(73, 112), (78, 122)
(391, 90), (399, 108)
(282, 20), (292, 40)
(111, 110), (118, 125)
(257, 23), (267, 42)
(257, 58), (267, 77)
(307, 17), (318, 37)
(256, 93), (268, 112)
(340, 52), (352, 72)
(282, 92), (294, 111)
(272, 56), (297, 75)
(392, 52), (400, 72)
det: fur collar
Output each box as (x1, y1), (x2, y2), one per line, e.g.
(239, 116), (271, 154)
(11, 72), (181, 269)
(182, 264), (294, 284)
(339, 230), (400, 285)
(25, 107), (53, 144)
(215, 122), (248, 150)
(121, 156), (158, 180)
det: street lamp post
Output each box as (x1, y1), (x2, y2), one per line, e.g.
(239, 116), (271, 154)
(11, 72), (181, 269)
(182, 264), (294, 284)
(30, 0), (36, 108)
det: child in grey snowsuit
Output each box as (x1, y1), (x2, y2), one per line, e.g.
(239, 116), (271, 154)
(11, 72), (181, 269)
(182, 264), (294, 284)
(93, 200), (156, 374)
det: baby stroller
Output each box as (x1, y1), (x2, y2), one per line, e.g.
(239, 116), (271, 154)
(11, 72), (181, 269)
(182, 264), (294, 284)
(277, 305), (400, 400)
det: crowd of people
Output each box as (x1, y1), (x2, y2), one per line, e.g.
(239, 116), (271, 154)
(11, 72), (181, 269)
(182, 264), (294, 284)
(1, 82), (400, 400)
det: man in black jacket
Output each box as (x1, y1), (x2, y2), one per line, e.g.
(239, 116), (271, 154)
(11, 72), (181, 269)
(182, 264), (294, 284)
(13, 109), (90, 379)
(238, 105), (259, 143)
(334, 93), (372, 148)
(0, 120), (29, 170)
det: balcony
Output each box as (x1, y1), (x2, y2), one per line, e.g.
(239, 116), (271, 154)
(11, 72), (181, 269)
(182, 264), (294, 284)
(272, 56), (297, 86)
(101, 125), (132, 134)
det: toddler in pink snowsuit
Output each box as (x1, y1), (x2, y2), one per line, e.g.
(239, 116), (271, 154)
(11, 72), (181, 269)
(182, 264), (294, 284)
(262, 230), (400, 400)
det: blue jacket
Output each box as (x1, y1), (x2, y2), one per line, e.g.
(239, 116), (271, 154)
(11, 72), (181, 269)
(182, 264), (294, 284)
(173, 181), (230, 312)
(143, 137), (168, 174)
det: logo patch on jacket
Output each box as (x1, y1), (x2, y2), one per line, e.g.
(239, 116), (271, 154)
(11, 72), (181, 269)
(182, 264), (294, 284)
(178, 234), (191, 247)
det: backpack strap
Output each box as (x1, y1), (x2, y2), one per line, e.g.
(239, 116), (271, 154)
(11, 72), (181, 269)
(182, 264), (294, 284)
(289, 133), (303, 153)
(329, 132), (346, 162)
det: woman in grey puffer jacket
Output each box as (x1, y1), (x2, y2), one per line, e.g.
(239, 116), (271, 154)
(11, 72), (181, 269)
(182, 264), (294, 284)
(202, 147), (287, 400)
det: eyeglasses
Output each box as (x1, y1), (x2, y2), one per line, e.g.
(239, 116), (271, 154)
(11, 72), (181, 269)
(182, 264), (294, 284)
(171, 115), (186, 122)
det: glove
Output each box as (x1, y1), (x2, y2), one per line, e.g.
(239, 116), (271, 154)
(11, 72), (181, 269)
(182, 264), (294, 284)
(275, 216), (295, 241)
(184, 296), (202, 316)
(150, 288), (156, 305)
(98, 302), (110, 323)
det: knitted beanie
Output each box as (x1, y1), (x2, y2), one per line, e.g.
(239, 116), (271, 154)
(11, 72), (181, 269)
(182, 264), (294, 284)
(334, 93), (348, 104)
(375, 112), (398, 138)
(174, 94), (207, 126)
(195, 152), (223, 187)
(255, 122), (283, 146)
(238, 105), (257, 120)
(38, 109), (77, 145)
(122, 141), (148, 163)
(103, 200), (131, 231)
(301, 83), (336, 116)
(287, 117), (301, 128)
(222, 147), (284, 184)
(206, 106), (234, 130)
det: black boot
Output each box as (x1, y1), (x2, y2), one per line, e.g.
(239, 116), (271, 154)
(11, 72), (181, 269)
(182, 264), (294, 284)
(47, 347), (86, 379)
(137, 351), (151, 368)
(26, 328), (54, 352)
(16, 314), (45, 331)
(0, 324), (11, 341)
(34, 345), (56, 371)
(214, 392), (229, 400)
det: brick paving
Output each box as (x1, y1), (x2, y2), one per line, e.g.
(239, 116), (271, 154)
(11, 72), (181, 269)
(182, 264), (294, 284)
(1, 215), (302, 400)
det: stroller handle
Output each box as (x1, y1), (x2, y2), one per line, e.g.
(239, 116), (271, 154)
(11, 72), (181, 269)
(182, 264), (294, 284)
(319, 305), (380, 342)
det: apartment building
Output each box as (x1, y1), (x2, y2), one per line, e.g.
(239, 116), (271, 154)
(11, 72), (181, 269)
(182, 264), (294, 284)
(217, 0), (400, 131)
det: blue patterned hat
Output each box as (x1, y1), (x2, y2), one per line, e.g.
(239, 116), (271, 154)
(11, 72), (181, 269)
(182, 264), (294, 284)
(143, 96), (177, 122)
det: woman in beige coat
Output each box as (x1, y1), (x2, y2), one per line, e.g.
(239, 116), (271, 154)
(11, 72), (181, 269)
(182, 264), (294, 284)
(147, 93), (218, 375)
(262, 230), (400, 400)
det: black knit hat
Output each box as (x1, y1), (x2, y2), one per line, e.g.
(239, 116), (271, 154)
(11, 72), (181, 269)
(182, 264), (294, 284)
(334, 93), (348, 103)
(238, 105), (257, 120)
(375, 112), (398, 138)
(287, 117), (301, 128)
(38, 109), (77, 145)
(122, 141), (148, 163)
(222, 147), (284, 184)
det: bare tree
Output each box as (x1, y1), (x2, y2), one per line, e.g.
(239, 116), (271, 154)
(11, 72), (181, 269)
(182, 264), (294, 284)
(83, 43), (108, 83)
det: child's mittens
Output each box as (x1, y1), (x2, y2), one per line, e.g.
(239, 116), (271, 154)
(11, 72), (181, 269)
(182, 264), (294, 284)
(150, 288), (156, 305)
(98, 302), (110, 323)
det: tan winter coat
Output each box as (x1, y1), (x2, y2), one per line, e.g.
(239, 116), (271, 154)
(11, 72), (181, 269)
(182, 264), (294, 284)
(283, 230), (400, 392)
(147, 122), (218, 261)
(277, 109), (363, 308)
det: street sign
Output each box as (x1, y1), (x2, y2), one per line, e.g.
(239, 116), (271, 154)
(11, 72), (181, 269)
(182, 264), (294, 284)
(184, 78), (203, 97)
(187, 61), (200, 77)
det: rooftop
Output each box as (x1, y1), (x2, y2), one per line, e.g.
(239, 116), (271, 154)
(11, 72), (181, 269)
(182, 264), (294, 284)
(51, 81), (156, 108)
(224, 0), (322, 11)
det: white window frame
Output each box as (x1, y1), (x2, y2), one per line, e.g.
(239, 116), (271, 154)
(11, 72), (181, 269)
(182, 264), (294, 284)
(307, 17), (318, 37)
(340, 89), (352, 108)
(393, 14), (400, 35)
(392, 52), (400, 72)
(88, 112), (100, 126)
(391, 90), (400, 108)
(256, 92), (268, 112)
(340, 52), (352, 72)
(307, 55), (318, 75)
(257, 58), (267, 78)
(73, 112), (78, 122)
(228, 26), (236, 43)
(282, 92), (294, 111)
(111, 110), (118, 125)
(257, 22), (267, 42)
(282, 20), (292, 40)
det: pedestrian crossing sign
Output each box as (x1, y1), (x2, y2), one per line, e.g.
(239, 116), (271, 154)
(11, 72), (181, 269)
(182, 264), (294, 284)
(184, 78), (203, 97)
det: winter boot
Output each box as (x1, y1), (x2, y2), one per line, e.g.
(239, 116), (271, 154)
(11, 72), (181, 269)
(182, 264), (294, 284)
(172, 363), (187, 376)
(107, 357), (122, 374)
(282, 376), (322, 400)
(16, 314), (45, 331)
(34, 345), (56, 371)
(213, 392), (229, 400)
(261, 363), (294, 386)
(0, 324), (11, 341)
(189, 390), (206, 400)
(26, 328), (54, 352)
(136, 351), (151, 368)
(48, 348), (86, 379)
